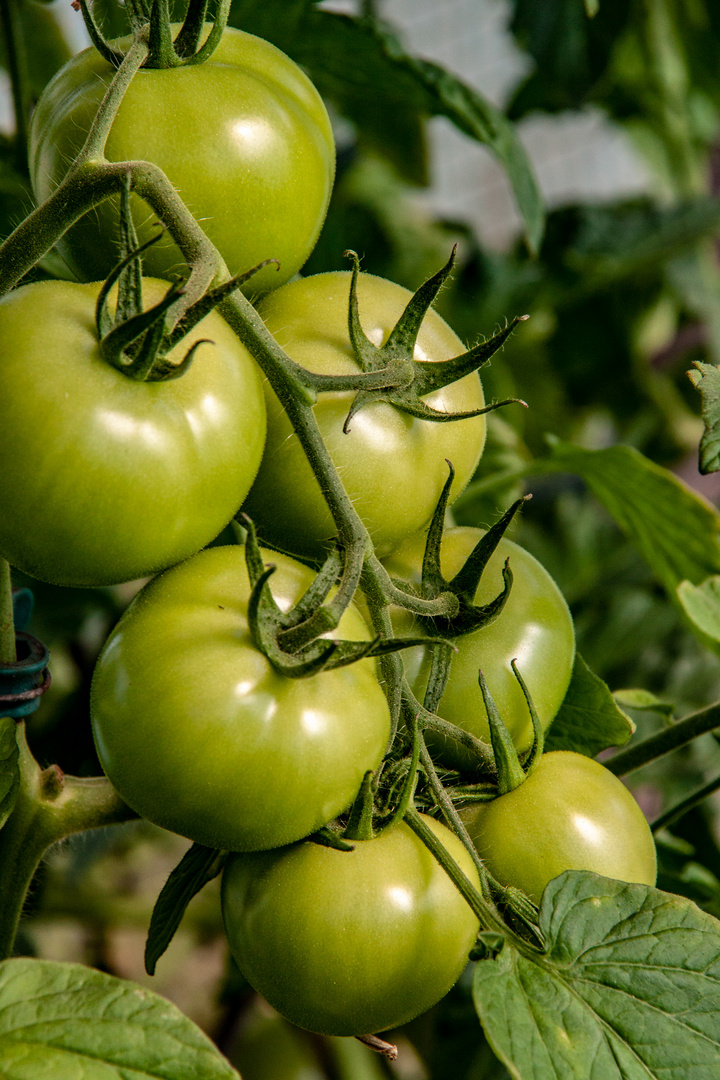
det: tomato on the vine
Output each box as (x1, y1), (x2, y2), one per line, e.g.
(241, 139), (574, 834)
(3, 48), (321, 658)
(0, 279), (266, 588)
(29, 27), (335, 294)
(243, 271), (487, 560)
(221, 816), (480, 1036)
(90, 545), (391, 852)
(462, 751), (657, 904)
(383, 527), (575, 771)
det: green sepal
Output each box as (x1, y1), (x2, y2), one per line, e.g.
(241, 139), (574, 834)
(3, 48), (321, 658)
(479, 669), (526, 795)
(100, 279), (185, 378)
(309, 826), (355, 852)
(148, 337), (210, 382)
(340, 249), (527, 432)
(511, 658), (545, 771)
(172, 0), (210, 58)
(76, 0), (125, 67)
(382, 714), (421, 830)
(166, 260), (280, 350)
(343, 770), (376, 841)
(147, 0), (181, 68)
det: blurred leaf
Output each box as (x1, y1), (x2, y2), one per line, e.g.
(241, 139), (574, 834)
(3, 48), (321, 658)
(145, 842), (227, 976)
(474, 872), (720, 1078)
(545, 653), (634, 755)
(0, 957), (240, 1078)
(677, 575), (720, 641)
(688, 362), (720, 474)
(543, 438), (720, 595)
(585, 0), (600, 15)
(613, 687), (675, 718)
(231, 3), (544, 250)
(0, 720), (18, 832)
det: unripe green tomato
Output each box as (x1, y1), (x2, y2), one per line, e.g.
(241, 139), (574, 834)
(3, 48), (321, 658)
(91, 545), (391, 851)
(382, 527), (575, 771)
(0, 279), (265, 587)
(243, 271), (486, 560)
(29, 27), (335, 294)
(221, 816), (481, 1036)
(461, 751), (657, 905)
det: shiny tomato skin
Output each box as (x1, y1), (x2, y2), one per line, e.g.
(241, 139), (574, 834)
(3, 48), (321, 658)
(90, 545), (391, 851)
(221, 815), (480, 1035)
(0, 279), (265, 587)
(383, 527), (575, 770)
(29, 28), (335, 294)
(242, 271), (486, 560)
(461, 752), (657, 904)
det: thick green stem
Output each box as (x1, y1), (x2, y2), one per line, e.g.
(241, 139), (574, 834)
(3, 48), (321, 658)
(0, 725), (134, 959)
(651, 772), (720, 834)
(0, 559), (15, 664)
(606, 701), (720, 777)
(75, 33), (150, 164)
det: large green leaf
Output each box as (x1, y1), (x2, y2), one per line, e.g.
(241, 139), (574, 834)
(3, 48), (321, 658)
(544, 439), (720, 595)
(0, 718), (19, 832)
(474, 872), (720, 1079)
(545, 653), (634, 756)
(677, 576), (720, 641)
(0, 958), (240, 1079)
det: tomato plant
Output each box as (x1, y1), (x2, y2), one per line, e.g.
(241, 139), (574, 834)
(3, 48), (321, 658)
(382, 527), (575, 770)
(90, 544), (391, 852)
(221, 816), (481, 1036)
(0, 278), (266, 587)
(242, 270), (487, 559)
(28, 27), (335, 294)
(462, 751), (657, 905)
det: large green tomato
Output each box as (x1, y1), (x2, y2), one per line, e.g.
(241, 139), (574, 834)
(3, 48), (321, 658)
(0, 279), (265, 587)
(91, 545), (391, 851)
(461, 751), (657, 904)
(383, 527), (575, 771)
(222, 816), (480, 1035)
(243, 272), (486, 559)
(29, 27), (335, 294)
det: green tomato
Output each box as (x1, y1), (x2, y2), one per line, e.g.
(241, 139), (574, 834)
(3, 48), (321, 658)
(221, 816), (480, 1035)
(0, 279), (265, 587)
(91, 545), (391, 851)
(29, 27), (335, 294)
(462, 751), (657, 905)
(383, 527), (575, 771)
(243, 271), (486, 560)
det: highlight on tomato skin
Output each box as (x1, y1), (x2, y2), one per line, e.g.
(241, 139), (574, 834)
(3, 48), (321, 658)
(461, 751), (658, 906)
(242, 270), (487, 561)
(29, 26), (336, 295)
(0, 278), (267, 588)
(90, 545), (392, 853)
(221, 815), (482, 1037)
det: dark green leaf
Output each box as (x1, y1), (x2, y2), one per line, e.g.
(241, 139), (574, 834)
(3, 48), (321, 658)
(474, 872), (720, 1079)
(0, 719), (18, 832)
(677, 576), (720, 642)
(0, 957), (240, 1078)
(544, 439), (720, 595)
(545, 653), (634, 756)
(688, 362), (720, 475)
(145, 843), (227, 975)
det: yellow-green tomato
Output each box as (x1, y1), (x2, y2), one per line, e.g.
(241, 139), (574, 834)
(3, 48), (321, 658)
(462, 752), (657, 905)
(91, 545), (391, 851)
(242, 272), (486, 560)
(221, 816), (480, 1035)
(383, 527), (575, 770)
(0, 279), (266, 587)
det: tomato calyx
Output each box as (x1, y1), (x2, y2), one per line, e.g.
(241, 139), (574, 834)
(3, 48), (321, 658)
(335, 249), (527, 433)
(77, 0), (231, 70)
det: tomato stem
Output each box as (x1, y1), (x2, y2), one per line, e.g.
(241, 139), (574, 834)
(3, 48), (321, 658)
(0, 559), (15, 665)
(0, 723), (135, 959)
(606, 700), (720, 777)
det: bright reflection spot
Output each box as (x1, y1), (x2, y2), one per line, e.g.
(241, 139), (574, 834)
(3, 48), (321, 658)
(97, 409), (166, 450)
(387, 886), (413, 912)
(231, 117), (276, 152)
(510, 624), (544, 673)
(572, 814), (604, 848)
(301, 710), (326, 736)
(234, 680), (255, 697)
(186, 394), (224, 438)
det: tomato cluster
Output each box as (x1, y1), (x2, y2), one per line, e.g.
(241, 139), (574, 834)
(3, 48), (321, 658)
(1, 10), (658, 1044)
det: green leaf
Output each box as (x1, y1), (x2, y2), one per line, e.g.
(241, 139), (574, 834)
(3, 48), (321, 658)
(0, 957), (240, 1079)
(613, 688), (675, 718)
(544, 439), (720, 595)
(0, 719), (19, 832)
(545, 653), (634, 756)
(677, 576), (720, 642)
(474, 872), (720, 1079)
(585, 0), (600, 15)
(145, 843), (227, 976)
(688, 362), (720, 475)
